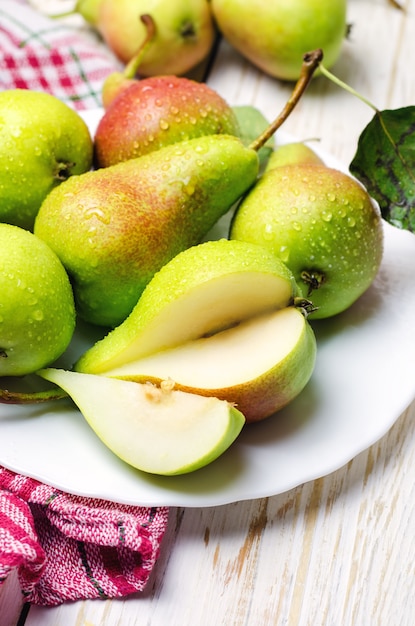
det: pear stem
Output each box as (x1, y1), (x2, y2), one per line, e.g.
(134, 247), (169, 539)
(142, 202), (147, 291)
(249, 48), (324, 153)
(318, 63), (378, 112)
(0, 386), (67, 405)
(123, 14), (156, 79)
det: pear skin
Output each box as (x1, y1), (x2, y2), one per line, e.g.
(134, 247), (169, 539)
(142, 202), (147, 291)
(34, 135), (259, 328)
(230, 163), (384, 318)
(95, 76), (241, 167)
(265, 142), (324, 172)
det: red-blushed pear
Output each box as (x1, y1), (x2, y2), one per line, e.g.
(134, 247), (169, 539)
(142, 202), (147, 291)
(74, 238), (302, 375)
(92, 0), (215, 77)
(0, 224), (75, 378)
(102, 306), (317, 423)
(34, 135), (260, 328)
(0, 89), (93, 230)
(211, 0), (347, 81)
(95, 75), (241, 167)
(230, 163), (384, 318)
(37, 368), (246, 476)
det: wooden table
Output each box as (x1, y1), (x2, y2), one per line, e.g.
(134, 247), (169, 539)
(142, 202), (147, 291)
(2, 1), (415, 624)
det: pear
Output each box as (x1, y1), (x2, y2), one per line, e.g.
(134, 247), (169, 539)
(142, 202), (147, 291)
(211, 0), (347, 81)
(75, 0), (103, 24)
(102, 306), (316, 423)
(265, 142), (325, 172)
(38, 368), (245, 475)
(0, 89), (93, 230)
(89, 0), (215, 76)
(0, 224), (75, 377)
(74, 238), (300, 375)
(230, 163), (384, 318)
(34, 135), (259, 328)
(95, 75), (241, 167)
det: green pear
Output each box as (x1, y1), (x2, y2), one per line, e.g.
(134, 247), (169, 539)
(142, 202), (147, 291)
(230, 163), (384, 318)
(38, 368), (245, 475)
(34, 135), (259, 328)
(95, 75), (241, 167)
(102, 306), (316, 423)
(75, 0), (103, 24)
(91, 0), (215, 76)
(74, 238), (300, 375)
(0, 89), (93, 230)
(265, 142), (325, 172)
(0, 224), (75, 377)
(211, 0), (347, 81)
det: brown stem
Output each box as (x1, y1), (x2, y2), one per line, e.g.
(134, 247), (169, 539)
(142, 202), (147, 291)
(123, 14), (157, 79)
(249, 49), (324, 153)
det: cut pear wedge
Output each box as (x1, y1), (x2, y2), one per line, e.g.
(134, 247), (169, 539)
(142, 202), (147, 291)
(37, 368), (245, 475)
(104, 306), (317, 422)
(75, 239), (298, 375)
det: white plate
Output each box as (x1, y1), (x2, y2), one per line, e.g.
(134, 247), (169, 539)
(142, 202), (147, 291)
(1, 110), (415, 507)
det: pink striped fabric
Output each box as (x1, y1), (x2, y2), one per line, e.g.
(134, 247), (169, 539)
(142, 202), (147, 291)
(0, 1), (170, 605)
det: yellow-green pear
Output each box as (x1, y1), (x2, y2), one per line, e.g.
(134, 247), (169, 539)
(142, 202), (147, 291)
(211, 0), (347, 81)
(0, 89), (93, 230)
(104, 306), (317, 423)
(34, 135), (260, 328)
(0, 224), (75, 377)
(74, 239), (300, 375)
(230, 163), (384, 318)
(265, 142), (325, 172)
(38, 368), (245, 475)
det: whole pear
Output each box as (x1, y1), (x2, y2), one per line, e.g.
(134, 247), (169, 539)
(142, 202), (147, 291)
(230, 164), (384, 318)
(92, 0), (215, 76)
(0, 90), (93, 230)
(75, 0), (103, 24)
(34, 135), (259, 328)
(94, 75), (240, 167)
(211, 0), (347, 81)
(0, 224), (75, 377)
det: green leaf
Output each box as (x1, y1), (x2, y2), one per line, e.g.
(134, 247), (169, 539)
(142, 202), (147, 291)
(232, 105), (275, 168)
(349, 106), (415, 232)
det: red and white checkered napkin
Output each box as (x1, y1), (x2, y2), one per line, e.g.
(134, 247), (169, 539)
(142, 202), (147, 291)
(0, 0), (123, 111)
(0, 0), (170, 606)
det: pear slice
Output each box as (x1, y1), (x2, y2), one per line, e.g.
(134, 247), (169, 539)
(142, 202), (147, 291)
(75, 239), (298, 374)
(37, 368), (245, 476)
(104, 306), (317, 423)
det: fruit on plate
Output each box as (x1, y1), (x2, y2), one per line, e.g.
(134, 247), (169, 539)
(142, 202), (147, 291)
(87, 0), (215, 77)
(38, 368), (245, 475)
(0, 224), (75, 377)
(211, 0), (347, 81)
(101, 305), (317, 423)
(0, 89), (93, 230)
(94, 75), (240, 167)
(74, 237), (305, 377)
(230, 163), (384, 318)
(34, 135), (259, 328)
(265, 142), (325, 172)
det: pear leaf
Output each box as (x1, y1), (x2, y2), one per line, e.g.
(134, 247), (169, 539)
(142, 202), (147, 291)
(349, 106), (415, 232)
(232, 105), (275, 168)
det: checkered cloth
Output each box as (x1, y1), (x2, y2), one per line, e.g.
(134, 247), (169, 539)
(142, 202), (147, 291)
(0, 0), (122, 110)
(0, 0), (170, 606)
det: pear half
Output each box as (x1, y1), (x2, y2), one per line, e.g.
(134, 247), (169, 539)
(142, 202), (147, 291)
(38, 368), (245, 476)
(75, 239), (298, 375)
(104, 306), (317, 422)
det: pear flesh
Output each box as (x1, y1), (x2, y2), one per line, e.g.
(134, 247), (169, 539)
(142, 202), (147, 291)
(75, 239), (298, 374)
(38, 368), (245, 476)
(103, 307), (317, 422)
